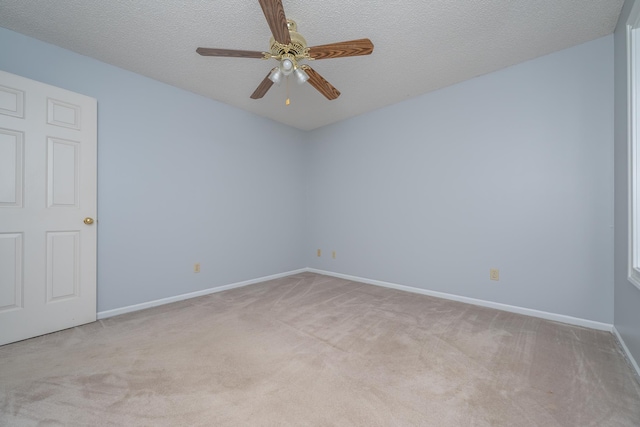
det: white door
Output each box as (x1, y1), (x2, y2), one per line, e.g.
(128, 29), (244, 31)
(0, 70), (97, 346)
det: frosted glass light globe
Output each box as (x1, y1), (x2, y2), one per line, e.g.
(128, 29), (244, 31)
(281, 59), (293, 71)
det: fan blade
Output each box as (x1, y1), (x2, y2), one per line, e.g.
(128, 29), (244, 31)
(250, 72), (275, 99)
(301, 66), (340, 100)
(196, 47), (266, 59)
(258, 0), (291, 45)
(308, 38), (374, 60)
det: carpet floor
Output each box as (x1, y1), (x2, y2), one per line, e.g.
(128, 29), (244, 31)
(1, 272), (639, 426)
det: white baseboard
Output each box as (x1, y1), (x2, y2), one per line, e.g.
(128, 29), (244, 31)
(306, 268), (614, 332)
(98, 266), (614, 333)
(97, 268), (307, 320)
(613, 326), (640, 378)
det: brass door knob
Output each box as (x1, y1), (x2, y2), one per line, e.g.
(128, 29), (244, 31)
(84, 217), (94, 225)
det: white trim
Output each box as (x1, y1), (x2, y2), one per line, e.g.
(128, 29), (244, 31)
(613, 326), (640, 378)
(627, 1), (640, 291)
(98, 267), (614, 332)
(307, 268), (613, 332)
(97, 269), (307, 320)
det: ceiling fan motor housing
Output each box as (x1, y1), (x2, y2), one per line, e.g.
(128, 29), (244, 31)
(269, 20), (309, 61)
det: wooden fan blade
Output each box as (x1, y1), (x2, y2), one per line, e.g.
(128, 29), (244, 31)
(308, 38), (374, 60)
(250, 71), (275, 99)
(258, 0), (291, 45)
(301, 66), (340, 100)
(196, 47), (266, 59)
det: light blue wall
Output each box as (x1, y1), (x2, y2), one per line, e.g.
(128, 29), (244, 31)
(0, 27), (307, 312)
(306, 36), (615, 323)
(0, 26), (619, 326)
(614, 0), (640, 366)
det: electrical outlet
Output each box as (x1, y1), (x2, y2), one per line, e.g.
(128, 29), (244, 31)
(490, 268), (499, 281)
(332, 251), (336, 259)
(194, 263), (200, 273)
(317, 249), (321, 257)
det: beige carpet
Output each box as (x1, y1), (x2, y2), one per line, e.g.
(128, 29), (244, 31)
(1, 272), (639, 426)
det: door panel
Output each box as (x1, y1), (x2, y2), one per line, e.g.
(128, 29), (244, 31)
(0, 84), (24, 118)
(0, 233), (22, 312)
(0, 128), (23, 207)
(0, 70), (97, 346)
(46, 231), (80, 302)
(47, 137), (80, 207)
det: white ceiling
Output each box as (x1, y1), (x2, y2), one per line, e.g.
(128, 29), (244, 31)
(0, 0), (625, 130)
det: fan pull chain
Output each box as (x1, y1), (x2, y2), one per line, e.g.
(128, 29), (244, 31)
(286, 76), (290, 106)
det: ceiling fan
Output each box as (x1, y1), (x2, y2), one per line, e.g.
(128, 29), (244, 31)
(196, 0), (374, 102)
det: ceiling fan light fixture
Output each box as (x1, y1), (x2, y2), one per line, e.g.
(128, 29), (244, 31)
(280, 58), (294, 75)
(293, 67), (309, 84)
(269, 67), (284, 85)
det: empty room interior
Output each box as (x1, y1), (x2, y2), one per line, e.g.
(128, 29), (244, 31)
(1, 1), (640, 425)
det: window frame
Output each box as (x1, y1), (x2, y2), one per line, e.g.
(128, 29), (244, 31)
(627, 1), (640, 290)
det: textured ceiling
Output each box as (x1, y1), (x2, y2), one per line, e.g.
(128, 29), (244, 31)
(0, 0), (625, 130)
